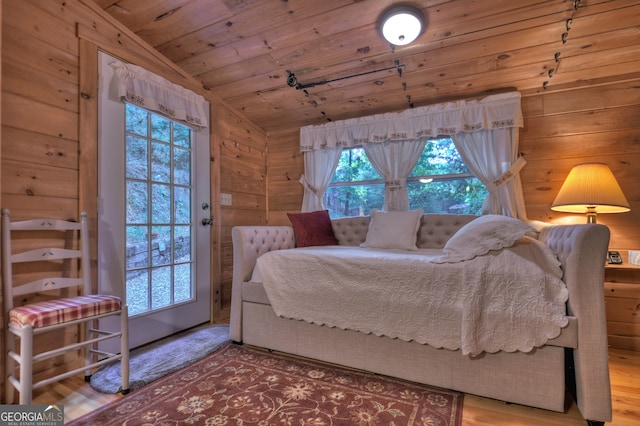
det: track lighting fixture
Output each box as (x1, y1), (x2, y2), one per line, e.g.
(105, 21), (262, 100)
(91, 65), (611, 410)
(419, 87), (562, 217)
(286, 61), (405, 91)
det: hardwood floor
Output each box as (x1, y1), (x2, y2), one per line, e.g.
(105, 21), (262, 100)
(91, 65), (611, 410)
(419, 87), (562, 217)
(33, 345), (639, 425)
(461, 347), (640, 425)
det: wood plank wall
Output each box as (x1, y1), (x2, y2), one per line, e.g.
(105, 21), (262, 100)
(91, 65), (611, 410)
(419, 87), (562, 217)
(266, 78), (640, 250)
(521, 78), (640, 249)
(217, 106), (268, 306)
(0, 0), (267, 401)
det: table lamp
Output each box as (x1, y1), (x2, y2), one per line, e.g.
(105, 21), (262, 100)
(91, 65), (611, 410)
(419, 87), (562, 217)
(551, 163), (630, 223)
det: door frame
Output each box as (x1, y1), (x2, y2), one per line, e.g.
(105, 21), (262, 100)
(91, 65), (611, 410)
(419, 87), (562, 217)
(96, 51), (211, 349)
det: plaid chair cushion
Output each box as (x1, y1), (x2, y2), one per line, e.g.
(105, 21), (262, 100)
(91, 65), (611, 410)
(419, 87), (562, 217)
(9, 295), (122, 328)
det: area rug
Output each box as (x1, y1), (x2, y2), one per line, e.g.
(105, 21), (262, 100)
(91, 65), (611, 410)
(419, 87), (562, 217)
(90, 323), (230, 393)
(72, 343), (463, 425)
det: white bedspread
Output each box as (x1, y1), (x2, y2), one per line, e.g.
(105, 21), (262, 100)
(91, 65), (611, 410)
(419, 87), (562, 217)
(253, 237), (568, 356)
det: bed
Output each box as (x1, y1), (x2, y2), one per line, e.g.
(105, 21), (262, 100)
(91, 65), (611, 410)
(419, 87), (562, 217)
(230, 212), (612, 425)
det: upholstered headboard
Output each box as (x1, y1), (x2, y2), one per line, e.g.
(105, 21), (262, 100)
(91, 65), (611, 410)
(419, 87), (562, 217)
(331, 213), (477, 249)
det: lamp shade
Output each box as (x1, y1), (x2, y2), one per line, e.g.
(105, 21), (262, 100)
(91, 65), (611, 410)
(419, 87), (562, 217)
(551, 163), (630, 215)
(379, 5), (424, 46)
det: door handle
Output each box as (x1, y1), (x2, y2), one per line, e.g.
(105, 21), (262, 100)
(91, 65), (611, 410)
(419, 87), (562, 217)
(201, 217), (213, 226)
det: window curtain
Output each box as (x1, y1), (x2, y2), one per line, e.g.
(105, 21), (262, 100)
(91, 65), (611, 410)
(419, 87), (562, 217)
(363, 140), (427, 211)
(452, 128), (527, 218)
(109, 61), (209, 129)
(300, 147), (342, 212)
(299, 92), (525, 215)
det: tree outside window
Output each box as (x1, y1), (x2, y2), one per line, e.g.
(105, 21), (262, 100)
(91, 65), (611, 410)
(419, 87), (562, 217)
(323, 138), (488, 218)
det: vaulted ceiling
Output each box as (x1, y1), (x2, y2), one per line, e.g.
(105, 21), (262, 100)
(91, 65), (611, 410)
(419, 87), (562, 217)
(94, 0), (639, 133)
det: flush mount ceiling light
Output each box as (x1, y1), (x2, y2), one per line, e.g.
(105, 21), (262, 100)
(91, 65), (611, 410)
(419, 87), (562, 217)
(379, 4), (425, 46)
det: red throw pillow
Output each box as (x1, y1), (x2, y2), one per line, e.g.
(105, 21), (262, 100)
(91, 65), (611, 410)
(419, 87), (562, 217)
(287, 210), (339, 248)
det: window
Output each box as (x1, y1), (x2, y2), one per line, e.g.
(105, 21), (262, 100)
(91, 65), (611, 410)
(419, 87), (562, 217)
(323, 138), (488, 217)
(124, 103), (194, 316)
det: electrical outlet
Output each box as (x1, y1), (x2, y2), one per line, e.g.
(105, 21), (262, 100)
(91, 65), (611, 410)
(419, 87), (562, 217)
(220, 193), (232, 206)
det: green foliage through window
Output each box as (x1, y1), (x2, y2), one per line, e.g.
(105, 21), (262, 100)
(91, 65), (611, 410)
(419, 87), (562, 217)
(124, 103), (194, 316)
(324, 139), (488, 217)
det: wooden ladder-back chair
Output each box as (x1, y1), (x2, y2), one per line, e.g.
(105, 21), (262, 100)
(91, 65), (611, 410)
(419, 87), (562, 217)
(1, 209), (129, 404)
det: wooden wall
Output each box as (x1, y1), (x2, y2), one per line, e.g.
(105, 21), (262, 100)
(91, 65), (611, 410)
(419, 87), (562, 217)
(0, 0), (267, 401)
(266, 78), (640, 250)
(217, 107), (267, 308)
(521, 79), (640, 249)
(265, 129), (304, 224)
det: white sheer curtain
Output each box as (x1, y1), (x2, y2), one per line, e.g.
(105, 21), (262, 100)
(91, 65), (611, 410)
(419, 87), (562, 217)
(300, 147), (342, 212)
(363, 140), (427, 211)
(452, 128), (527, 218)
(298, 92), (525, 215)
(109, 60), (209, 129)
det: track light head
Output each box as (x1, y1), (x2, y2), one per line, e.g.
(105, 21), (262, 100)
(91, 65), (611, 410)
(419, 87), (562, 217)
(286, 70), (298, 88)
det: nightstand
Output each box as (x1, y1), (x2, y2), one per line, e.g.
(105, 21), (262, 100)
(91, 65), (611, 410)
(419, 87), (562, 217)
(604, 262), (640, 351)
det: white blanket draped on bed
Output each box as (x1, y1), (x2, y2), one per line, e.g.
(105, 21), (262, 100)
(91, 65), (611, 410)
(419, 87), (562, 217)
(253, 237), (568, 356)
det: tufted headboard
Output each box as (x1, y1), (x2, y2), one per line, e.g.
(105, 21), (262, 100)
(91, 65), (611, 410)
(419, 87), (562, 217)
(332, 213), (477, 248)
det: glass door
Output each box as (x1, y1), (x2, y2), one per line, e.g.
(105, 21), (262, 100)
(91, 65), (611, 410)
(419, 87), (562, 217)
(98, 52), (211, 349)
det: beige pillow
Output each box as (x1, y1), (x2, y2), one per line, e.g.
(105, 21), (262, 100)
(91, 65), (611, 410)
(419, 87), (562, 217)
(360, 209), (423, 250)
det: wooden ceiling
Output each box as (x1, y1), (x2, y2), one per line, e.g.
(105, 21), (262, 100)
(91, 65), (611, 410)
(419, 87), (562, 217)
(94, 0), (639, 133)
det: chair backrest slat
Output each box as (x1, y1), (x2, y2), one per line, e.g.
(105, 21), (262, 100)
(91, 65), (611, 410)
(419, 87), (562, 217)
(11, 278), (84, 297)
(10, 248), (82, 264)
(9, 218), (82, 232)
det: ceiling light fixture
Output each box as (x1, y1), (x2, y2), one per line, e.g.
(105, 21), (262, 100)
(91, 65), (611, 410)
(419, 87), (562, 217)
(379, 4), (425, 46)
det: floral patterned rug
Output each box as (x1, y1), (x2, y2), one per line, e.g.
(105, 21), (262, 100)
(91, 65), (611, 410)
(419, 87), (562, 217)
(69, 343), (464, 425)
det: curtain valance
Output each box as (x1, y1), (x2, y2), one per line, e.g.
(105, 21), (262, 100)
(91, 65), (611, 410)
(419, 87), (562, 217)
(300, 92), (523, 151)
(109, 61), (209, 129)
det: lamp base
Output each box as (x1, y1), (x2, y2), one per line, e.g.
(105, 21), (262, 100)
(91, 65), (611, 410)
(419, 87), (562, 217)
(586, 208), (597, 223)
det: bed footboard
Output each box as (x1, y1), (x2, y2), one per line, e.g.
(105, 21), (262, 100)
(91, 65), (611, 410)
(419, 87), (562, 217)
(540, 223), (612, 423)
(230, 226), (295, 341)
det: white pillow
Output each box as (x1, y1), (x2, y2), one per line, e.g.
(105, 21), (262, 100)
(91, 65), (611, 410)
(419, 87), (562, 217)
(360, 209), (423, 251)
(439, 214), (534, 262)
